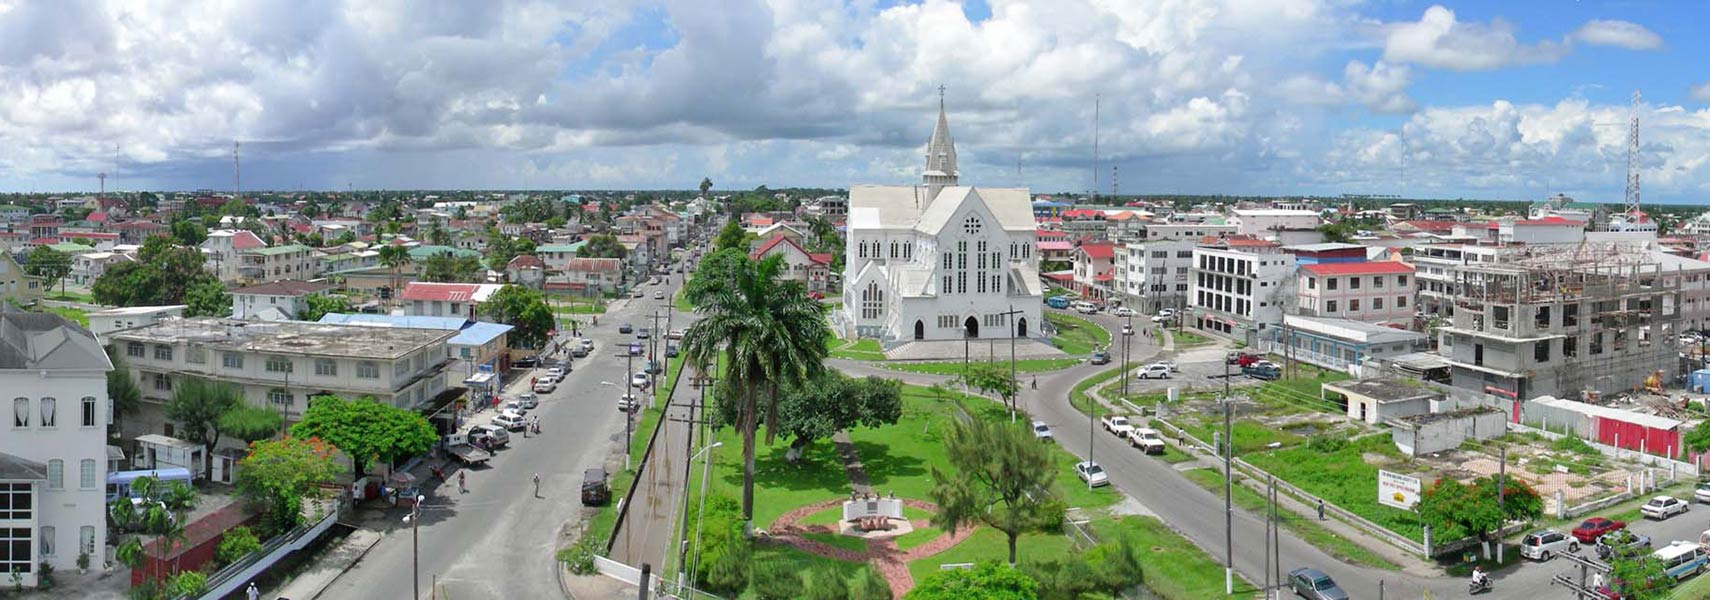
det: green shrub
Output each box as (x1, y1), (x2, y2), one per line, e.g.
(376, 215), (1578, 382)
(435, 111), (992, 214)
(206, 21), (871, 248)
(695, 496), (750, 594)
(751, 560), (805, 600)
(556, 531), (599, 575)
(802, 567), (851, 600)
(36, 561), (54, 589)
(1021, 536), (1143, 600)
(848, 566), (892, 600)
(1551, 436), (1598, 456)
(216, 525), (262, 567)
(1306, 435), (1347, 453)
(165, 571), (208, 597)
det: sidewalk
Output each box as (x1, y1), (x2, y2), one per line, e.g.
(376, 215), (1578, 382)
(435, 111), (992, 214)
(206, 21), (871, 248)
(270, 529), (383, 600)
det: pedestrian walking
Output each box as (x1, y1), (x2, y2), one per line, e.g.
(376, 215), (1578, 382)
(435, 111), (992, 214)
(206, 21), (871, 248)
(246, 582), (259, 600)
(533, 473), (541, 498)
(1316, 498), (1325, 521)
(458, 471), (467, 494)
(1031, 377), (1037, 390)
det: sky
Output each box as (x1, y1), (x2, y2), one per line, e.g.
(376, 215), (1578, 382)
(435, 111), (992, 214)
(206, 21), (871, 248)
(1, 0), (1709, 204)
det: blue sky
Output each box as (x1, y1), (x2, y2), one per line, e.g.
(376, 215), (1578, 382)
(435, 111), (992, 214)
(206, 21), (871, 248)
(0, 1), (1707, 204)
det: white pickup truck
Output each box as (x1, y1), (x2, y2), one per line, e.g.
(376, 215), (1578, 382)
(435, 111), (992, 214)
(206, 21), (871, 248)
(1100, 415), (1135, 438)
(1127, 428), (1166, 455)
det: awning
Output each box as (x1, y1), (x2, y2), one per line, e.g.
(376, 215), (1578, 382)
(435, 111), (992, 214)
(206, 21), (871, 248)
(463, 372), (496, 386)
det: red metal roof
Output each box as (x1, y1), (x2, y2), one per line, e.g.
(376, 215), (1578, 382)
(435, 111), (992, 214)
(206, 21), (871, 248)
(1062, 209), (1104, 219)
(1514, 216), (1584, 226)
(507, 254), (545, 269)
(1300, 262), (1415, 276)
(807, 253), (833, 265)
(230, 230), (266, 250)
(563, 258), (623, 273)
(400, 282), (481, 302)
(1077, 242), (1115, 259)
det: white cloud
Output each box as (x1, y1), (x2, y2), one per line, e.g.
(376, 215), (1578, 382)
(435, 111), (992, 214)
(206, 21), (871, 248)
(1571, 19), (1663, 51)
(1342, 60), (1415, 114)
(1691, 82), (1710, 103)
(1381, 5), (1568, 71)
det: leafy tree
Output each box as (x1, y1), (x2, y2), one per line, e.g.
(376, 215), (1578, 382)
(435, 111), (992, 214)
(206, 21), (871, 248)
(484, 232), (538, 271)
(577, 233), (628, 260)
(427, 222), (452, 246)
(419, 251), (484, 283)
(236, 436), (340, 532)
(164, 570), (208, 597)
(289, 395), (438, 479)
(24, 246), (71, 294)
(546, 216), (567, 229)
(479, 285), (555, 349)
(906, 561), (1039, 600)
(377, 245), (412, 304)
(108, 475), (197, 583)
(928, 413), (1066, 566)
(107, 355), (142, 424)
(957, 363), (1021, 416)
(1317, 221), (1357, 243)
(692, 495), (750, 593)
(171, 220), (207, 246)
(92, 236), (222, 308)
(1606, 551), (1669, 599)
(1021, 535), (1144, 600)
(714, 220), (747, 252)
(297, 293), (351, 322)
(164, 378), (242, 480)
(767, 372), (901, 461)
(1683, 419), (1710, 456)
(214, 525), (261, 567)
(1417, 474), (1542, 558)
(218, 405), (283, 444)
(183, 279), (230, 318)
(333, 230), (357, 246)
(700, 177), (713, 199)
(681, 251), (830, 530)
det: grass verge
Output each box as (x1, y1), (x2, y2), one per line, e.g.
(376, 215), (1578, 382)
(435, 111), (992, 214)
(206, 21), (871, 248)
(1241, 434), (1423, 542)
(1069, 366), (1127, 416)
(1047, 313), (1111, 356)
(1169, 330), (1213, 346)
(42, 306), (88, 327)
(1181, 468), (1401, 571)
(1089, 516), (1261, 599)
(827, 338), (886, 361)
(883, 358), (1082, 375)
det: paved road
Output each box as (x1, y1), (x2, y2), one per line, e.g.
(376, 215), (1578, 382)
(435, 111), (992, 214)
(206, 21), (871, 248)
(320, 278), (684, 600)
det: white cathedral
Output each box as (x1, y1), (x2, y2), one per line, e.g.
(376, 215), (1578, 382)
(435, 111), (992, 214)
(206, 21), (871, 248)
(842, 99), (1044, 343)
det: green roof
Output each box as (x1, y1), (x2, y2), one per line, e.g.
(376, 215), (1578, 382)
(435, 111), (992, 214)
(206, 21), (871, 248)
(406, 245), (481, 260)
(537, 242), (586, 254)
(247, 244), (311, 256)
(0, 205), (27, 211)
(46, 243), (91, 253)
(1424, 207), (1457, 213)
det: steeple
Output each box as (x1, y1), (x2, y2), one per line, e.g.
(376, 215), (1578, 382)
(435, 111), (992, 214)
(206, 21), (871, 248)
(923, 85), (958, 193)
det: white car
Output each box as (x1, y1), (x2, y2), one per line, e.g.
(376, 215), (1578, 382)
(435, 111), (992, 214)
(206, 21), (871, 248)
(618, 394), (639, 413)
(492, 413), (527, 431)
(1074, 461), (1109, 487)
(1111, 307), (1135, 317)
(502, 400), (530, 415)
(1519, 529), (1578, 561)
(1640, 496), (1690, 520)
(1031, 420), (1053, 442)
(515, 393), (539, 409)
(1121, 324), (1133, 336)
(533, 379), (556, 393)
(630, 373), (651, 389)
(547, 366), (567, 378)
(580, 338), (595, 351)
(1136, 364), (1172, 379)
(1150, 314), (1172, 324)
(1695, 482), (1710, 504)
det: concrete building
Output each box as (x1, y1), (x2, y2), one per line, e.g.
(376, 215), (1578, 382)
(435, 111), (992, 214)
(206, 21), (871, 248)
(201, 230), (267, 283)
(1189, 239), (1296, 343)
(0, 309), (113, 587)
(231, 280), (336, 321)
(1230, 209), (1320, 238)
(1296, 261), (1415, 323)
(86, 306), (186, 343)
(316, 314), (512, 401)
(1112, 239), (1195, 313)
(1070, 242), (1115, 301)
(546, 258), (624, 296)
(70, 251), (133, 287)
(109, 319), (457, 443)
(1324, 378), (1439, 426)
(399, 282), (505, 319)
(1436, 243), (1679, 401)
(1257, 314), (1426, 373)
(0, 253), (44, 306)
(842, 100), (1043, 343)
(239, 244), (314, 283)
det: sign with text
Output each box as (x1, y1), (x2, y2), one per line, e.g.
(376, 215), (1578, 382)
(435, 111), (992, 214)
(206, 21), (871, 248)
(1378, 470), (1421, 510)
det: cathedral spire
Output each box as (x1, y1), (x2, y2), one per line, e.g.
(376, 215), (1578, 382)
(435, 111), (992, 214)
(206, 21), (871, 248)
(923, 85), (958, 190)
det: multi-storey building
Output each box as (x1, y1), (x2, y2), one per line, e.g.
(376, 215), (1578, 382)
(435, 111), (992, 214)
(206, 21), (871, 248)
(109, 319), (456, 443)
(1296, 261), (1415, 323)
(1071, 242), (1115, 301)
(86, 305), (186, 343)
(750, 235), (832, 293)
(546, 258), (623, 296)
(399, 282), (505, 319)
(1113, 239), (1195, 313)
(201, 230), (268, 283)
(239, 244), (314, 283)
(1189, 239), (1297, 343)
(0, 309), (113, 587)
(231, 280), (336, 321)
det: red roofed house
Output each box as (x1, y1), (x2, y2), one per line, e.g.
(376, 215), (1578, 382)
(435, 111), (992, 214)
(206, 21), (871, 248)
(1297, 261), (1415, 323)
(201, 229), (270, 283)
(546, 258), (624, 295)
(1072, 242), (1116, 300)
(506, 254), (546, 289)
(750, 234), (832, 293)
(132, 502), (259, 586)
(400, 282), (506, 319)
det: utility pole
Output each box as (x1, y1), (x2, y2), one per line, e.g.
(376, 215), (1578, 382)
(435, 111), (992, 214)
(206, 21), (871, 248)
(1120, 313), (1134, 400)
(1224, 396), (1234, 595)
(998, 305), (1025, 420)
(1497, 446), (1506, 563)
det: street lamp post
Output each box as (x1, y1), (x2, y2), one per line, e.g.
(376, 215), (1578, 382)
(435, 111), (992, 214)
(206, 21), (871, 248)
(688, 441), (723, 590)
(1120, 313), (1133, 400)
(678, 441), (723, 592)
(403, 494), (426, 600)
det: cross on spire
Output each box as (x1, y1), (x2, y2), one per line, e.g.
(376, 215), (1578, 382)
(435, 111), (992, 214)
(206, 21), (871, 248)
(938, 84), (946, 109)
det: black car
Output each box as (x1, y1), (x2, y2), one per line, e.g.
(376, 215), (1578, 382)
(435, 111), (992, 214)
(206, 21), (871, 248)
(618, 323), (633, 334)
(666, 344), (679, 358)
(581, 468), (610, 506)
(513, 355), (539, 368)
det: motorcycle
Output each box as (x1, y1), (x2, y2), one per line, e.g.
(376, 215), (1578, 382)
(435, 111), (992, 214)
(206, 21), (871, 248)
(1468, 578), (1492, 594)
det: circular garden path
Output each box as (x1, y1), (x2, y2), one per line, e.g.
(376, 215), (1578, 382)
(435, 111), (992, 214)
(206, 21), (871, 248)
(766, 498), (975, 598)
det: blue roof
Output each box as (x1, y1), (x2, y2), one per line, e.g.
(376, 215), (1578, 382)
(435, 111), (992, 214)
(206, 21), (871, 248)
(316, 313), (512, 346)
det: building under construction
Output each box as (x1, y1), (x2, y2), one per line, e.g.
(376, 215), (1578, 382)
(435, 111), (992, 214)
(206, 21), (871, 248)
(1437, 242), (1681, 402)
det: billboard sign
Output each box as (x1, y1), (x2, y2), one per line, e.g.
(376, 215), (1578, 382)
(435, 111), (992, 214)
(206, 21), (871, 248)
(1378, 470), (1422, 510)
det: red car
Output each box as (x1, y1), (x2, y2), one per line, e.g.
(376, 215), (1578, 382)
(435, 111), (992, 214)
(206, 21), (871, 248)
(1571, 517), (1626, 543)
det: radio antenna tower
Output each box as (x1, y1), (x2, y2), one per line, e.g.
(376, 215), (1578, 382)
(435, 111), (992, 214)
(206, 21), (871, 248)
(98, 172), (106, 203)
(1091, 94), (1100, 204)
(233, 141), (242, 200)
(1111, 165), (1118, 198)
(1624, 91), (1641, 218)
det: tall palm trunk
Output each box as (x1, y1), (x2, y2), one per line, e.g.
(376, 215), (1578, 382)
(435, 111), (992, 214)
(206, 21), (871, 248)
(741, 391), (757, 535)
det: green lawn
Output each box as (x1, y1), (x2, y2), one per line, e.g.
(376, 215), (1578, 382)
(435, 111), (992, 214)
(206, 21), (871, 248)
(827, 338), (886, 361)
(1046, 313), (1110, 356)
(905, 527), (1074, 584)
(1178, 419), (1305, 455)
(895, 524), (944, 551)
(551, 302), (606, 314)
(42, 306), (88, 327)
(1089, 516), (1260, 599)
(1672, 567), (1710, 598)
(674, 289), (695, 313)
(800, 531), (868, 553)
(1180, 468), (1400, 571)
(1170, 330), (1213, 346)
(1242, 434), (1425, 542)
(1069, 366), (1127, 416)
(883, 358), (1082, 375)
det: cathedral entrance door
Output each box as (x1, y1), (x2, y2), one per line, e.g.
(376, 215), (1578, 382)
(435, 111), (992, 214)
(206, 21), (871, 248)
(964, 316), (979, 339)
(1016, 317), (1027, 338)
(913, 320), (925, 340)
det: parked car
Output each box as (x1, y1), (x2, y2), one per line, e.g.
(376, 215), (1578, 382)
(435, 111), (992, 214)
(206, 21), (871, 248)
(653, 290), (665, 300)
(637, 328), (651, 340)
(1571, 517), (1626, 543)
(581, 468), (611, 506)
(1243, 363), (1282, 381)
(513, 355), (539, 368)
(469, 424), (510, 448)
(667, 329), (685, 340)
(630, 372), (651, 389)
(1655, 540), (1710, 582)
(1641, 496), (1690, 520)
(1073, 461), (1109, 487)
(1128, 428), (1166, 454)
(628, 343), (645, 356)
(580, 338), (595, 351)
(1031, 420), (1053, 442)
(1286, 568), (1348, 600)
(1112, 307), (1135, 317)
(515, 393), (539, 409)
(570, 343), (589, 358)
(1101, 415), (1134, 437)
(1519, 529), (1579, 561)
(665, 344), (679, 358)
(1046, 296), (1072, 309)
(1153, 360), (1179, 373)
(619, 323), (634, 334)
(547, 365), (568, 378)
(1594, 530), (1652, 560)
(1089, 350), (1110, 365)
(1226, 351), (1252, 365)
(618, 394), (639, 413)
(1136, 364), (1172, 379)
(501, 400), (530, 415)
(1695, 481), (1710, 503)
(1072, 300), (1098, 314)
(645, 360), (663, 375)
(492, 413), (527, 431)
(631, 289), (644, 298)
(533, 379), (556, 393)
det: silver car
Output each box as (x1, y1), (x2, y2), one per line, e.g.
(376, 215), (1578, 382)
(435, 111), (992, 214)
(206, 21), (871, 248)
(1031, 421), (1053, 442)
(1519, 529), (1578, 561)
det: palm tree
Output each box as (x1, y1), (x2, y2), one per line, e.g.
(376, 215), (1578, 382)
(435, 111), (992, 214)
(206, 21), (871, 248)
(680, 251), (830, 533)
(377, 244), (411, 306)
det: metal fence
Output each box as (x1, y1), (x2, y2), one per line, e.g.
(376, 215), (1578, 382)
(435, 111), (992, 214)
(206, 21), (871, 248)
(187, 500), (342, 600)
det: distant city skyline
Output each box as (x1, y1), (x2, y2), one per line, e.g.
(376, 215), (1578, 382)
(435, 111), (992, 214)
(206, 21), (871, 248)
(2, 1), (1708, 204)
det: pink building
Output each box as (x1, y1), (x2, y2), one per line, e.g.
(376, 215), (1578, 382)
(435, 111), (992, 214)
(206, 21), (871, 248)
(1296, 261), (1414, 323)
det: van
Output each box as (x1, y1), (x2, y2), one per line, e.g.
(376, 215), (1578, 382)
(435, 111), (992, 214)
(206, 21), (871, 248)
(1653, 541), (1709, 581)
(581, 468), (611, 506)
(468, 424), (511, 448)
(1046, 296), (1071, 309)
(1072, 300), (1098, 314)
(107, 467), (195, 502)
